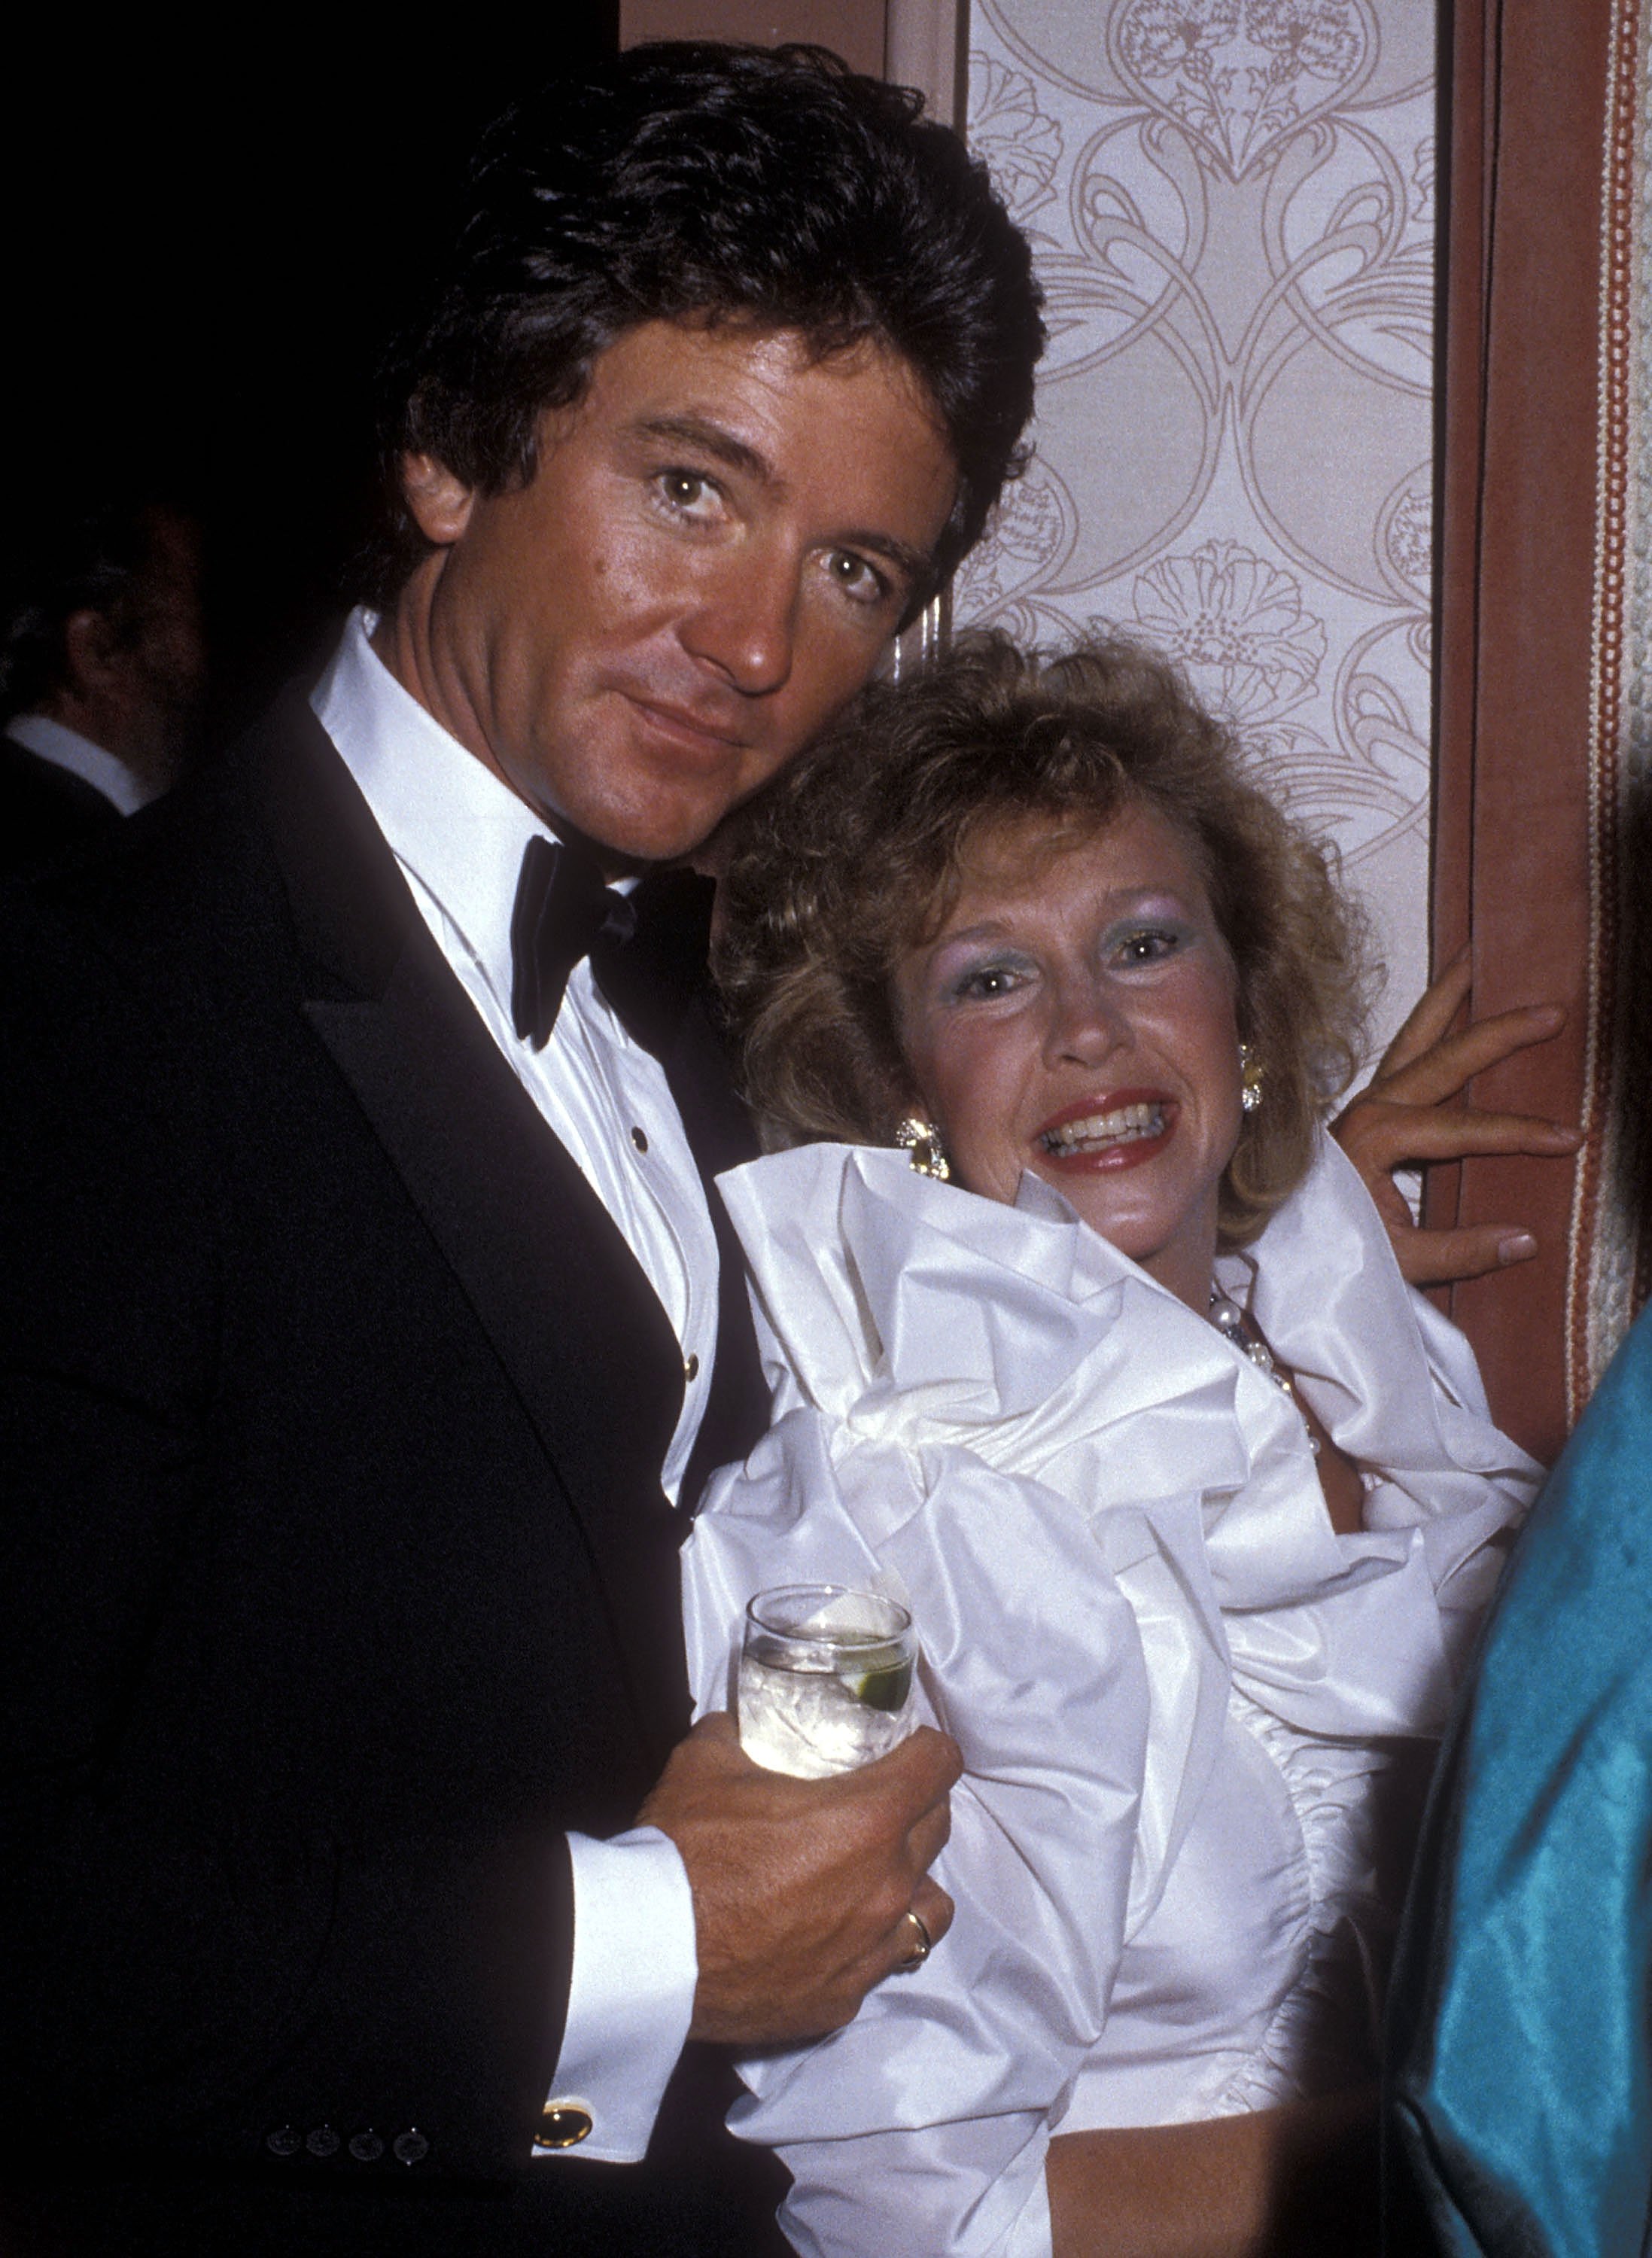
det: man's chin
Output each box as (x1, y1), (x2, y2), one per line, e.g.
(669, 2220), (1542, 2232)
(551, 795), (733, 878)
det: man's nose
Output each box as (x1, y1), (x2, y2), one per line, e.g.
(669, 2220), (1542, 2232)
(680, 550), (797, 695)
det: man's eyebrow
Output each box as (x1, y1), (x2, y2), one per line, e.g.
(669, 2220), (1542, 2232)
(633, 414), (771, 481)
(631, 414), (934, 586)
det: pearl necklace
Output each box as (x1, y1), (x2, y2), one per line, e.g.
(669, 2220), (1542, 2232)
(1209, 1286), (1321, 1456)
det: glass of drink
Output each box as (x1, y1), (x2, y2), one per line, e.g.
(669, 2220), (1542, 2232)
(738, 1584), (917, 1779)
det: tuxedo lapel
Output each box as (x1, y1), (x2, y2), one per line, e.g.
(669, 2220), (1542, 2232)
(242, 698), (695, 1753)
(593, 869), (770, 1506)
(662, 991), (772, 1508)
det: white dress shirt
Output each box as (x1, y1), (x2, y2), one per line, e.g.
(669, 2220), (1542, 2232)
(312, 608), (705, 2162)
(8, 711), (154, 814)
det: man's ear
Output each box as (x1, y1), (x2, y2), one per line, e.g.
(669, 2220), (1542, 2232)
(59, 607), (123, 698)
(400, 453), (476, 546)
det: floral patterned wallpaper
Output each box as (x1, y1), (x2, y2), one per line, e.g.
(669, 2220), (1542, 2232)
(957, 0), (1436, 1057)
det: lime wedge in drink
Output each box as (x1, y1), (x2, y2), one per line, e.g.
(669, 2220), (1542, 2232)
(847, 1655), (913, 1712)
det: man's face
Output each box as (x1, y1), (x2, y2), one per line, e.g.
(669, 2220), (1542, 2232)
(131, 509), (208, 753)
(382, 320), (960, 866)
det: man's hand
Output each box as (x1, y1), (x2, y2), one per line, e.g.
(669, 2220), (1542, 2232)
(638, 1712), (960, 2048)
(1332, 950), (1582, 1286)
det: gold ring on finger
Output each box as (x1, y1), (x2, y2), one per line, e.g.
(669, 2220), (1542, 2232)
(896, 1908), (933, 1971)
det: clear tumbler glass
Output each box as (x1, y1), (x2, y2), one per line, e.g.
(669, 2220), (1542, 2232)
(737, 1584), (917, 1779)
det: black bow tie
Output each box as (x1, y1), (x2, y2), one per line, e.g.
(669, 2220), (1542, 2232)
(510, 834), (714, 1059)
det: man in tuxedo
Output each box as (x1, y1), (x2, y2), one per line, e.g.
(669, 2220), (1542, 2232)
(0, 493), (206, 873)
(0, 43), (1044, 2258)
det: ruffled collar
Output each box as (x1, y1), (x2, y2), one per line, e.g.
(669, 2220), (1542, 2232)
(716, 1129), (1541, 1739)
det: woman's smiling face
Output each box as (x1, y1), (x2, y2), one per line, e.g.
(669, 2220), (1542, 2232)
(891, 802), (1245, 1309)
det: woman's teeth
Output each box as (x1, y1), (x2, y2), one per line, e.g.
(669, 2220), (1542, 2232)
(1039, 1101), (1165, 1155)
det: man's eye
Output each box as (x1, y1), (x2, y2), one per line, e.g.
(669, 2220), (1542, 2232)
(656, 470), (717, 515)
(825, 550), (890, 605)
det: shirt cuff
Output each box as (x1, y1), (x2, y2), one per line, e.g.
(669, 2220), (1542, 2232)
(537, 1826), (698, 2162)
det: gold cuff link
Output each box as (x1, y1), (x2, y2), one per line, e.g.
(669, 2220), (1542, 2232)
(535, 2098), (595, 2150)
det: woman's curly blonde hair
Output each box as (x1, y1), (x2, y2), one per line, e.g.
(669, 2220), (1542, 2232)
(714, 630), (1371, 1244)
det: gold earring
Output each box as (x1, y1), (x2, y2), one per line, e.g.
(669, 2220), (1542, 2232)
(895, 1117), (952, 1181)
(1239, 1043), (1264, 1116)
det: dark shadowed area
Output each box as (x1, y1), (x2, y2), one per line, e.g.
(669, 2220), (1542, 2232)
(5, 14), (621, 741)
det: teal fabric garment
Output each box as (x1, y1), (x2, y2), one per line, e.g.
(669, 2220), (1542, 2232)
(1384, 1305), (1652, 2257)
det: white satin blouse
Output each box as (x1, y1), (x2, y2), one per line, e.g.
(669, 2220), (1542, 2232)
(681, 1133), (1539, 2256)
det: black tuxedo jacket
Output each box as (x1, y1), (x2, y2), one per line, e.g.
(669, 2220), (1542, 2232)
(0, 728), (123, 874)
(0, 698), (781, 2255)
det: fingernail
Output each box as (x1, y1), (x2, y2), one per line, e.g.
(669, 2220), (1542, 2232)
(1498, 1232), (1538, 1264)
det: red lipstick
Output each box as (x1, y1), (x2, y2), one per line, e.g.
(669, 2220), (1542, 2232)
(1033, 1089), (1177, 1173)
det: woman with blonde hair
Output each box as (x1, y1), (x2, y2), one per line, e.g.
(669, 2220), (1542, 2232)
(680, 630), (1535, 2258)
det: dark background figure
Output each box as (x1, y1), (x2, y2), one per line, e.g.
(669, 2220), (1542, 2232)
(2, 9), (620, 744)
(0, 491), (208, 871)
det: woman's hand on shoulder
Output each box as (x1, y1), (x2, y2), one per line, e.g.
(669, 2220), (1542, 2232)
(1331, 950), (1581, 1287)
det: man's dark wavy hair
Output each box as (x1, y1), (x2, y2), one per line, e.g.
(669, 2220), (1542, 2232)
(371, 41), (1044, 612)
